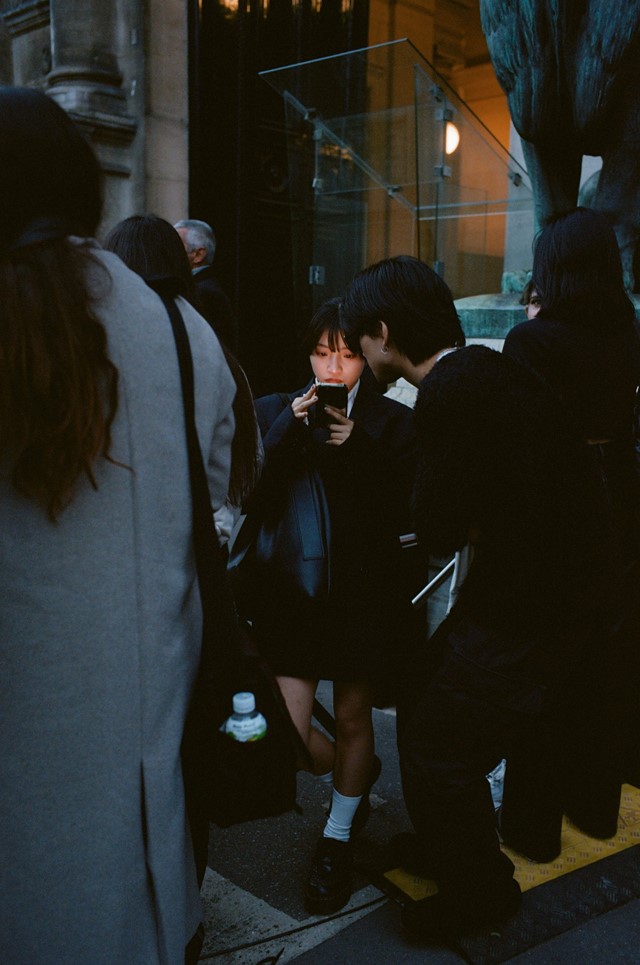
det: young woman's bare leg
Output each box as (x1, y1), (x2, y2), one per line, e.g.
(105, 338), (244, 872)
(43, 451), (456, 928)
(332, 679), (375, 797)
(305, 679), (377, 914)
(276, 675), (335, 775)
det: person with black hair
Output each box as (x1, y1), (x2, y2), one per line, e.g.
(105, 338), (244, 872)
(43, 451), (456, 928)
(104, 214), (262, 901)
(104, 214), (261, 546)
(237, 297), (423, 915)
(501, 207), (640, 858)
(504, 207), (640, 566)
(342, 254), (615, 940)
(519, 279), (542, 319)
(0, 89), (235, 964)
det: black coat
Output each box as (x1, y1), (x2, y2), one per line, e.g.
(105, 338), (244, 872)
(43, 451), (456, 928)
(396, 347), (629, 882)
(503, 310), (640, 441)
(503, 309), (640, 566)
(244, 379), (424, 683)
(503, 310), (640, 803)
(412, 346), (614, 650)
(406, 345), (632, 862)
(193, 266), (237, 352)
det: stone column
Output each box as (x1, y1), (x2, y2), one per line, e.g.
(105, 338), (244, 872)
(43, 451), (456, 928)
(46, 0), (130, 121)
(44, 0), (138, 229)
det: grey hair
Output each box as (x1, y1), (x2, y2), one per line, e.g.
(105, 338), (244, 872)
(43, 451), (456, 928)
(173, 218), (216, 265)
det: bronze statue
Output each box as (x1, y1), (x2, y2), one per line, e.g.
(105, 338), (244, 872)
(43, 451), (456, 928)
(480, 0), (640, 288)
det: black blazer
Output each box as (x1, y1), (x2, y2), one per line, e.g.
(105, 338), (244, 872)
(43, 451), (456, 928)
(244, 377), (424, 682)
(253, 378), (417, 566)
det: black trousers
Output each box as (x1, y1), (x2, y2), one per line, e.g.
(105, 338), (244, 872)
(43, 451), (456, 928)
(397, 611), (550, 916)
(500, 570), (640, 857)
(499, 701), (622, 863)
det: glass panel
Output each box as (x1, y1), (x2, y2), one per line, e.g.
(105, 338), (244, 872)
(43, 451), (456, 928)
(261, 38), (533, 314)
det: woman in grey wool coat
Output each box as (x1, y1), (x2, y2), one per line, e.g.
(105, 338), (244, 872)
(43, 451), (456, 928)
(0, 89), (236, 964)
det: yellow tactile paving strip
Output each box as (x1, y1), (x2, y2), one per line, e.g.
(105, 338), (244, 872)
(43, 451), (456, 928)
(385, 783), (640, 901)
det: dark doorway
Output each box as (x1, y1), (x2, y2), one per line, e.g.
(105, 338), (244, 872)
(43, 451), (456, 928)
(188, 0), (369, 397)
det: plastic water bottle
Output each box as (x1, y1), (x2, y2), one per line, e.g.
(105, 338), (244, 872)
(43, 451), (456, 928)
(222, 692), (267, 742)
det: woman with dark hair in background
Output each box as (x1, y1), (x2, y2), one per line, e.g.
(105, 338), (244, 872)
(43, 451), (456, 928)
(504, 207), (640, 563)
(238, 297), (423, 914)
(0, 90), (236, 964)
(104, 214), (261, 540)
(501, 207), (640, 857)
(104, 212), (200, 290)
(519, 279), (542, 319)
(105, 212), (263, 900)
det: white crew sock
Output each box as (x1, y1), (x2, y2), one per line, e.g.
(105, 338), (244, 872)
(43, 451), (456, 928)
(323, 788), (363, 842)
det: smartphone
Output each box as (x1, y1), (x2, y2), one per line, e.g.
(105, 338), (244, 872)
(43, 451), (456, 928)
(315, 382), (348, 428)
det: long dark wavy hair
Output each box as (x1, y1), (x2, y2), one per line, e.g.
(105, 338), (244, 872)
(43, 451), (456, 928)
(104, 214), (261, 506)
(0, 87), (118, 521)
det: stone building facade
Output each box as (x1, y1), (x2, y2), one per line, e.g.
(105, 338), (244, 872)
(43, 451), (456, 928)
(0, 1), (507, 392)
(0, 0), (189, 232)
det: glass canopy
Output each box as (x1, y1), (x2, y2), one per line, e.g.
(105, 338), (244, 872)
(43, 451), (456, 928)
(261, 38), (533, 314)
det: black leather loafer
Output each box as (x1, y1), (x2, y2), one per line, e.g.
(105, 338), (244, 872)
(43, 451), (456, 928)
(304, 836), (353, 915)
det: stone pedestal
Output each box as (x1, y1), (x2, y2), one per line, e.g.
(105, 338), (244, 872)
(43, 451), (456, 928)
(454, 292), (526, 341)
(456, 292), (640, 344)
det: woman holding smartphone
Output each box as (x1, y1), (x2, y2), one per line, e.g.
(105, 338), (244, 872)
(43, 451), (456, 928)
(237, 298), (422, 914)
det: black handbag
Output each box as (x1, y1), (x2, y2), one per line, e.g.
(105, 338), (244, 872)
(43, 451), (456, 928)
(162, 292), (310, 828)
(228, 436), (331, 619)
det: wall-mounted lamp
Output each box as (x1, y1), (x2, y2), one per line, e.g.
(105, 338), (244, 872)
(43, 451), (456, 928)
(445, 121), (460, 155)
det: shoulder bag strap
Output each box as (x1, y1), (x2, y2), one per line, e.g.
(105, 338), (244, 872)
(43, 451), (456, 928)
(161, 295), (244, 688)
(164, 297), (314, 773)
(163, 295), (223, 600)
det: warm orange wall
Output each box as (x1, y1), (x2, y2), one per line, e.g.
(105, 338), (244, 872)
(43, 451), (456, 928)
(369, 0), (436, 56)
(453, 62), (509, 151)
(363, 1), (513, 285)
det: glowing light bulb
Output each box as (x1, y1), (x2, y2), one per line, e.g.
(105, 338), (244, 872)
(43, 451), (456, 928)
(445, 121), (460, 155)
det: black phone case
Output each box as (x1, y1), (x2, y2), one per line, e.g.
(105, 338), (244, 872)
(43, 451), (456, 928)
(315, 383), (347, 428)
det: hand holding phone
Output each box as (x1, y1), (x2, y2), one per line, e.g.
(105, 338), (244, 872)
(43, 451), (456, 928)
(315, 382), (348, 428)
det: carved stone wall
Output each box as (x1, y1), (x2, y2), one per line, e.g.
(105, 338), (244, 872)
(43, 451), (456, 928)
(0, 0), (188, 235)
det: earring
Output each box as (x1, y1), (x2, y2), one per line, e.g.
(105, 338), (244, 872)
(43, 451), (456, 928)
(381, 345), (389, 355)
